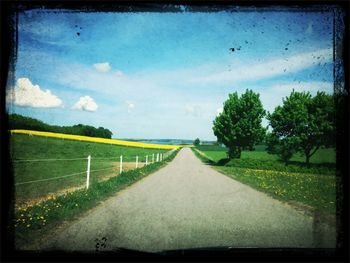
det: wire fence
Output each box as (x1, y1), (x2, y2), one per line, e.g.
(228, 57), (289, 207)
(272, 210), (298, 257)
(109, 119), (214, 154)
(12, 157), (88, 162)
(13, 148), (177, 203)
(15, 171), (87, 186)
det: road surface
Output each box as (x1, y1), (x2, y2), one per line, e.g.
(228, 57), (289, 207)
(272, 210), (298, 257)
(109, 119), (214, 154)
(41, 148), (336, 252)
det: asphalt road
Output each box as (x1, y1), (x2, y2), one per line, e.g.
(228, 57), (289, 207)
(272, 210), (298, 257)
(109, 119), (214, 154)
(42, 148), (336, 252)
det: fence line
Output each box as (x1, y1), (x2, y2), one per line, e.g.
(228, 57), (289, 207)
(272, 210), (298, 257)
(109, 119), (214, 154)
(91, 157), (120, 160)
(90, 166), (115, 173)
(12, 157), (87, 162)
(86, 155), (91, 189)
(15, 171), (87, 186)
(15, 148), (177, 188)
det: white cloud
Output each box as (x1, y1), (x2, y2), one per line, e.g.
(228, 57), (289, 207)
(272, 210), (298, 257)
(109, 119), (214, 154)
(93, 62), (111, 73)
(126, 101), (135, 113)
(6, 78), (63, 108)
(73, 96), (98, 112)
(269, 81), (333, 94)
(49, 47), (333, 112)
(190, 48), (333, 85)
(259, 81), (333, 113)
(216, 107), (223, 116)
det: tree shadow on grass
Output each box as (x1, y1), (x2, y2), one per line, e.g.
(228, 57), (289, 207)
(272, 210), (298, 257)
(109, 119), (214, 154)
(201, 159), (216, 165)
(212, 157), (336, 175)
(209, 158), (228, 167)
(215, 158), (231, 166)
(287, 160), (336, 170)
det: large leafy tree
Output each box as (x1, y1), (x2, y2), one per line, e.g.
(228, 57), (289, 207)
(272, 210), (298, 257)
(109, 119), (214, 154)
(213, 89), (266, 159)
(267, 90), (335, 165)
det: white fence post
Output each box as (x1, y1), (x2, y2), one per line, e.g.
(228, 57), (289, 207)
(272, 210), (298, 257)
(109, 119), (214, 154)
(161, 153), (163, 161)
(86, 155), (91, 189)
(156, 153), (159, 162)
(152, 154), (154, 163)
(120, 155), (123, 174)
(136, 156), (138, 168)
(146, 155), (148, 166)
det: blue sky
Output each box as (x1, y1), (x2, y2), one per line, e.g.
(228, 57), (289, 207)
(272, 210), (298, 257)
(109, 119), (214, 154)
(7, 7), (334, 140)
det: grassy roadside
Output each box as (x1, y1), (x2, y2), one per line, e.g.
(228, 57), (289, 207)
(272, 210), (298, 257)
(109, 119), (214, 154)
(192, 148), (215, 164)
(11, 134), (168, 203)
(12, 149), (179, 249)
(192, 148), (336, 216)
(217, 167), (336, 213)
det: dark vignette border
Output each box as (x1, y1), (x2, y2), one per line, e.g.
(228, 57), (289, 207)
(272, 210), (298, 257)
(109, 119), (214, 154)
(1, 0), (349, 262)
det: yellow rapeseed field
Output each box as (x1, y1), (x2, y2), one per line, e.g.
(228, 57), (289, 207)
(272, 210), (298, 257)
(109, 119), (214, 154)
(10, 129), (180, 150)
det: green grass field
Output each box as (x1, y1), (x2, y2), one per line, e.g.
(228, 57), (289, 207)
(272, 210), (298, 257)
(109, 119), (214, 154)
(218, 167), (336, 213)
(193, 145), (337, 215)
(196, 145), (336, 175)
(14, 149), (179, 248)
(196, 144), (336, 163)
(10, 134), (169, 204)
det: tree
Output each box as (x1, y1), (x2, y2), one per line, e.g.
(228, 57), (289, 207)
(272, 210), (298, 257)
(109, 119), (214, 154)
(213, 89), (266, 159)
(267, 90), (335, 165)
(193, 138), (200, 146)
(266, 131), (299, 164)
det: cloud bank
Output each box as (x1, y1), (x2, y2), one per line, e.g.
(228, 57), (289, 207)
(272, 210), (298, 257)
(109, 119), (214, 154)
(190, 48), (332, 85)
(6, 78), (63, 108)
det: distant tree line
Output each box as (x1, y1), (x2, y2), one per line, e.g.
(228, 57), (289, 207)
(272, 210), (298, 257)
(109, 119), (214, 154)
(8, 113), (113, 139)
